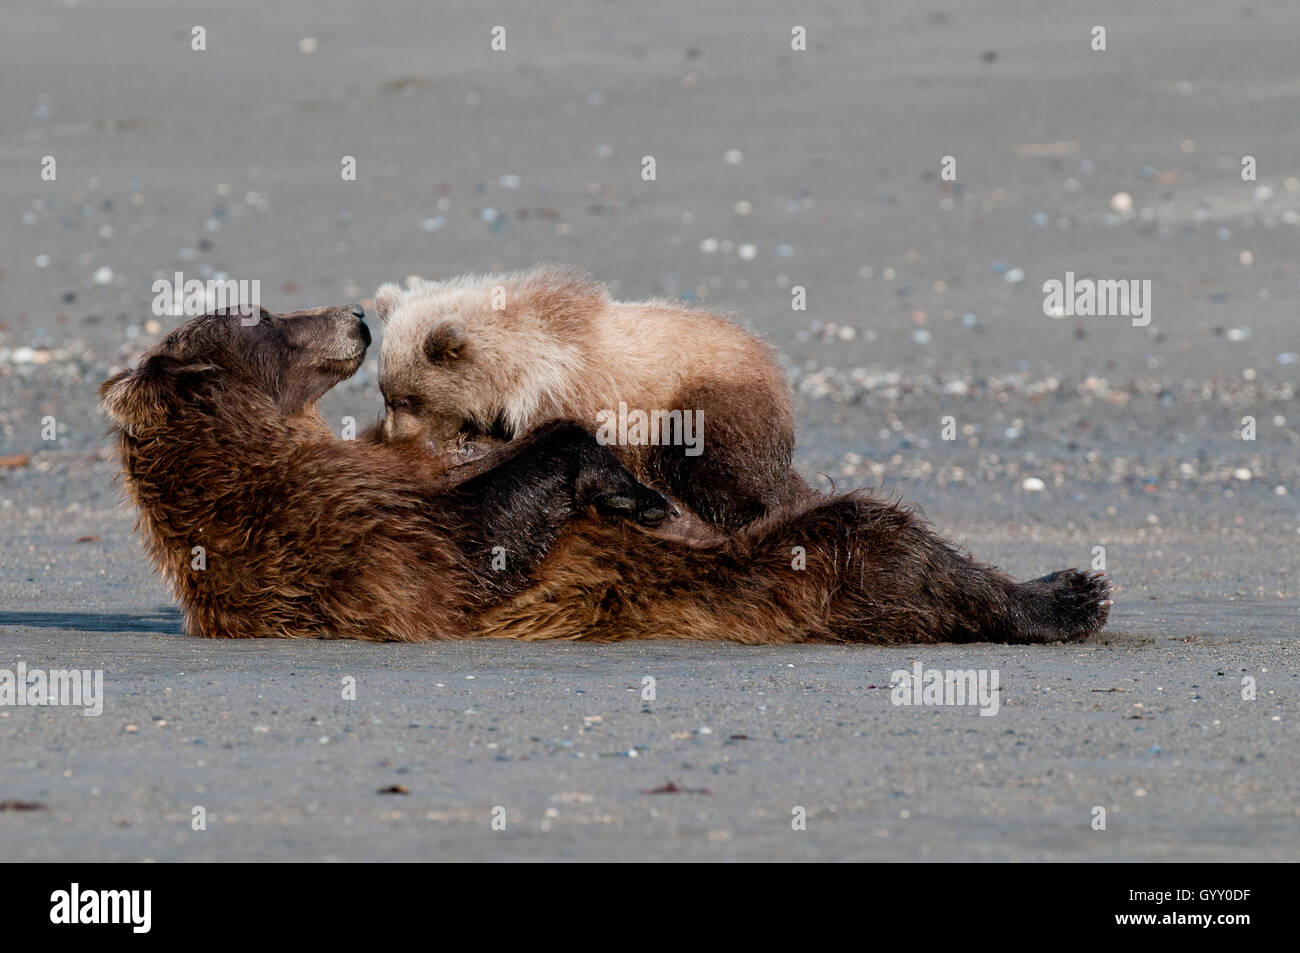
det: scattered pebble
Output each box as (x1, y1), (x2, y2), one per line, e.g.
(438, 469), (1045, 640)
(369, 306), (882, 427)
(643, 781), (712, 796)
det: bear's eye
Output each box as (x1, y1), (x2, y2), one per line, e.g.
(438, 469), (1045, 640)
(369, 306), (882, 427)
(389, 396), (417, 413)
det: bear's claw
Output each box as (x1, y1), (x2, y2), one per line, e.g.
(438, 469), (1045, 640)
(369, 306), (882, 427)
(595, 487), (671, 527)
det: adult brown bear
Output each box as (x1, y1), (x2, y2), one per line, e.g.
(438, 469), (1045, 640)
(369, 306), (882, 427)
(100, 305), (1112, 644)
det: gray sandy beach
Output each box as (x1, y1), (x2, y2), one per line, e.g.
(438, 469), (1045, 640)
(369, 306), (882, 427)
(1, 0), (1296, 861)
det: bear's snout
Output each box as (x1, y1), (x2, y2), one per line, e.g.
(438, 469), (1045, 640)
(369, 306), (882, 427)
(344, 304), (372, 347)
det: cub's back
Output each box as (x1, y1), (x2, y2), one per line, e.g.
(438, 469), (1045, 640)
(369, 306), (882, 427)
(588, 299), (788, 405)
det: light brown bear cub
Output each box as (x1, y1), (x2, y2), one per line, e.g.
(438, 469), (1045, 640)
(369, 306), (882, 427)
(374, 266), (803, 531)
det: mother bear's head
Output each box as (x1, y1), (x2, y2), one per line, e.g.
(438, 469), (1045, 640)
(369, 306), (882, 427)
(99, 304), (370, 435)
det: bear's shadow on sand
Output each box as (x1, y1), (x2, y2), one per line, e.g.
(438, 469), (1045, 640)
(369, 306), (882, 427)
(0, 608), (182, 635)
(0, 610), (1154, 645)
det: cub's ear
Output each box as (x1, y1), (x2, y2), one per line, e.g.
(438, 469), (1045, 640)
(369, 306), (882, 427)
(423, 323), (467, 365)
(99, 355), (212, 434)
(373, 283), (405, 324)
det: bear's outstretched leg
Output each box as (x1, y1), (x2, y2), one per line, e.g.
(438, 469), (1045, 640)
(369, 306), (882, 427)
(440, 421), (671, 594)
(482, 491), (1113, 645)
(774, 493), (1115, 644)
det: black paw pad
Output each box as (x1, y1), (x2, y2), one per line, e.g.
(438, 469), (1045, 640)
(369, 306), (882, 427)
(595, 487), (671, 527)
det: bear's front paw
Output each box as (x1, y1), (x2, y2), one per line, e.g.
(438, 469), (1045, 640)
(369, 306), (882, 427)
(594, 483), (672, 527)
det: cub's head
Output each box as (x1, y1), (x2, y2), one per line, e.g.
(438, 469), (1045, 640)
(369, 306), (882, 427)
(374, 269), (600, 447)
(374, 280), (516, 447)
(99, 304), (371, 436)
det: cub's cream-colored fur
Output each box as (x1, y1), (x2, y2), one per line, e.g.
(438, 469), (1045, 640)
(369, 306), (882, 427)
(375, 266), (800, 529)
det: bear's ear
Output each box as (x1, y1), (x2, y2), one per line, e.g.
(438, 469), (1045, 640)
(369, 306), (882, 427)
(373, 283), (404, 324)
(423, 323), (467, 365)
(99, 355), (212, 434)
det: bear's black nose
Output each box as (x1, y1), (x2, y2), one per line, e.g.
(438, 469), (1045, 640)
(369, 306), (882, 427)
(357, 318), (371, 347)
(349, 304), (366, 319)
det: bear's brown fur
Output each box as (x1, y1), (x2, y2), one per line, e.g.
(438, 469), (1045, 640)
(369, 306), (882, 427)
(101, 306), (1113, 645)
(373, 267), (804, 530)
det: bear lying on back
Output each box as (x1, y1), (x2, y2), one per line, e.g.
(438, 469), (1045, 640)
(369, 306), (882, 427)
(373, 267), (804, 530)
(99, 304), (1113, 645)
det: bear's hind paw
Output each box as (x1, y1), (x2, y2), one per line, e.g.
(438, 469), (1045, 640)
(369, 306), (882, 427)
(1014, 568), (1113, 643)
